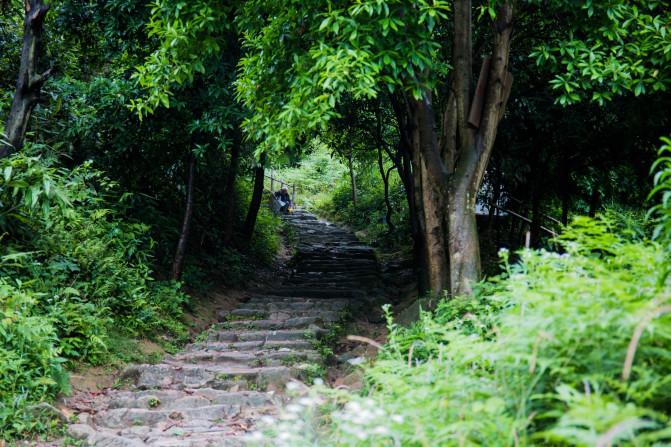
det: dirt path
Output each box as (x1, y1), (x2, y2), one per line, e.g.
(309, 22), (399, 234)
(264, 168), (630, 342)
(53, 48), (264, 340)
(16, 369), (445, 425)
(64, 209), (380, 446)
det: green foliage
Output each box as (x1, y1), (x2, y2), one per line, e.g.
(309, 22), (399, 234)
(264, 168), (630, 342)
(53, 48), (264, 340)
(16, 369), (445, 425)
(130, 0), (233, 118)
(252, 212), (671, 446)
(317, 166), (409, 249)
(649, 136), (671, 249)
(273, 142), (347, 208)
(0, 154), (189, 439)
(0, 281), (69, 440)
(236, 0), (449, 152)
(532, 1), (671, 105)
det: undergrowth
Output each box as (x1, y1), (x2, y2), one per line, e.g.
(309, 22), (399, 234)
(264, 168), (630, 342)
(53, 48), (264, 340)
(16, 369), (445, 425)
(251, 211), (671, 446)
(251, 137), (671, 446)
(0, 153), (188, 439)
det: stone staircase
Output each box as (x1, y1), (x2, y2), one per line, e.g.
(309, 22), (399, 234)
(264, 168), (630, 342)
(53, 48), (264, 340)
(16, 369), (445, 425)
(65, 209), (379, 446)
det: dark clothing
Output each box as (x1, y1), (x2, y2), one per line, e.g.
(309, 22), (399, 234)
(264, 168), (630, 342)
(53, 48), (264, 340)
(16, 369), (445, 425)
(274, 190), (292, 212)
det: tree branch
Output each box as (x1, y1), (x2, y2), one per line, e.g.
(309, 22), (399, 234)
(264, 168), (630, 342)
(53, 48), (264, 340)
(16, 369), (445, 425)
(29, 66), (53, 89)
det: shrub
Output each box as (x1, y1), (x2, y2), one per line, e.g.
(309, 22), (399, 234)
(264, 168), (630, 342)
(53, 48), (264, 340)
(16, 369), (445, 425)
(0, 281), (69, 439)
(251, 213), (671, 446)
(0, 153), (189, 439)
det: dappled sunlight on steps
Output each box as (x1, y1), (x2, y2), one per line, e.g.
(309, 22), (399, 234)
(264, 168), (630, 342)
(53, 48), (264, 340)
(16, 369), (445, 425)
(63, 209), (380, 446)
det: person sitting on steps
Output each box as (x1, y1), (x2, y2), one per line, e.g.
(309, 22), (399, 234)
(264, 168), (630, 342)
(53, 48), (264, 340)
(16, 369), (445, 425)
(274, 187), (292, 213)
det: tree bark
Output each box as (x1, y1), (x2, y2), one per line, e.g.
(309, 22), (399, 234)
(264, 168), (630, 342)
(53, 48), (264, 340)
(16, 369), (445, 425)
(348, 152), (357, 206)
(407, 0), (514, 297)
(222, 137), (241, 245)
(588, 183), (600, 217)
(172, 155), (196, 280)
(242, 153), (266, 244)
(390, 93), (429, 292)
(377, 145), (395, 233)
(375, 105), (395, 233)
(410, 93), (450, 297)
(1, 0), (51, 157)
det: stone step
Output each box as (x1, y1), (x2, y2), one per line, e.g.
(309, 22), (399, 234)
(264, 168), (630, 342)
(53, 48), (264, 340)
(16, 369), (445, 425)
(189, 339), (314, 352)
(283, 281), (375, 290)
(224, 309), (341, 323)
(106, 389), (277, 410)
(69, 424), (249, 447)
(171, 348), (320, 366)
(243, 295), (351, 306)
(92, 405), (244, 429)
(232, 300), (347, 311)
(288, 272), (379, 279)
(214, 316), (331, 330)
(267, 287), (367, 299)
(122, 363), (296, 391)
(207, 328), (324, 343)
(294, 266), (378, 274)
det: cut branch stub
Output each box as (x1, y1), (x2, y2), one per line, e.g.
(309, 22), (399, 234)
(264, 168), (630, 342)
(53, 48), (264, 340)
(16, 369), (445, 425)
(468, 56), (491, 129)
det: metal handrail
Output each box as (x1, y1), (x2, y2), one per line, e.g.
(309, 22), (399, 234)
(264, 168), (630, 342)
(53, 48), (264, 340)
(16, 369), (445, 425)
(489, 203), (558, 238)
(506, 195), (563, 226)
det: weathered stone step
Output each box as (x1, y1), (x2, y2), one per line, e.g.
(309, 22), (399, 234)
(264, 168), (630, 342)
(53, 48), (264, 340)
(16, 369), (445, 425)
(225, 309), (341, 323)
(243, 295), (351, 306)
(170, 348), (320, 366)
(267, 287), (366, 299)
(283, 280), (375, 290)
(190, 339), (314, 352)
(106, 389), (277, 410)
(122, 363), (295, 391)
(289, 272), (379, 280)
(214, 316), (330, 330)
(232, 300), (347, 311)
(294, 266), (378, 274)
(71, 423), (251, 446)
(207, 328), (324, 343)
(92, 405), (245, 429)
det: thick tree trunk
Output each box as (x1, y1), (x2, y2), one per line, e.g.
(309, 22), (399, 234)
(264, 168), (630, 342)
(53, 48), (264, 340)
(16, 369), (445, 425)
(390, 93), (429, 293)
(411, 94), (450, 297)
(405, 0), (514, 297)
(172, 155), (196, 280)
(1, 0), (51, 157)
(242, 153), (266, 244)
(222, 138), (241, 245)
(348, 153), (357, 206)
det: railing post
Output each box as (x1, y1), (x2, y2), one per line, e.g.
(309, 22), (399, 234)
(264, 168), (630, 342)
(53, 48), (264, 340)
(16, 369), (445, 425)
(270, 171), (275, 192)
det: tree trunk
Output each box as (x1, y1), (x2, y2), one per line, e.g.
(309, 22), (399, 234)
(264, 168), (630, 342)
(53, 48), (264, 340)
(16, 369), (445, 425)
(172, 155), (196, 280)
(529, 147), (543, 246)
(588, 184), (600, 217)
(408, 0), (514, 297)
(1, 0), (51, 157)
(411, 94), (450, 298)
(390, 93), (429, 293)
(375, 103), (395, 233)
(348, 153), (357, 206)
(376, 146), (395, 233)
(242, 153), (266, 244)
(560, 156), (571, 225)
(222, 137), (241, 245)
